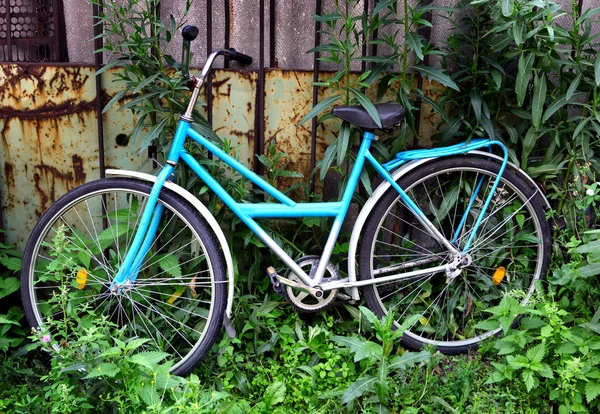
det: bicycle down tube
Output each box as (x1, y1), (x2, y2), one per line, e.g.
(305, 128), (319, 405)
(111, 116), (510, 292)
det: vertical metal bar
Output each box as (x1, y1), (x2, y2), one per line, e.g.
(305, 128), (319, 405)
(93, 1), (108, 231)
(254, 0), (266, 175)
(310, 0), (323, 193)
(92, 2), (106, 180)
(269, 0), (276, 67)
(54, 0), (68, 61)
(577, 0), (584, 16)
(6, 2), (12, 62)
(223, 0), (230, 68)
(413, 0), (433, 148)
(207, 0), (213, 126)
(361, 0), (368, 72)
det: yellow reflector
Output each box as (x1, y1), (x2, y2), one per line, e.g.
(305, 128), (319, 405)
(167, 287), (186, 304)
(492, 266), (506, 286)
(75, 269), (88, 289)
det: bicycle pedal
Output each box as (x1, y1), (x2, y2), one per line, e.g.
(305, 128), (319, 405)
(336, 292), (352, 301)
(267, 266), (285, 296)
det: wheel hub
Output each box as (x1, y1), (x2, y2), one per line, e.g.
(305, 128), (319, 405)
(445, 254), (473, 280)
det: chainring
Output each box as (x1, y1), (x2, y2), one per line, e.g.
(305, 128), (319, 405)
(282, 255), (339, 313)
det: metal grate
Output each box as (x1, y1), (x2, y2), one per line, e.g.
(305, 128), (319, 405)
(0, 0), (67, 62)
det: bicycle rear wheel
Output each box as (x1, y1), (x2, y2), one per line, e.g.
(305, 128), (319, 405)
(21, 178), (226, 376)
(359, 157), (551, 353)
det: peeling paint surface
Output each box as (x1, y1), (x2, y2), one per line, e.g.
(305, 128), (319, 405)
(0, 63), (439, 249)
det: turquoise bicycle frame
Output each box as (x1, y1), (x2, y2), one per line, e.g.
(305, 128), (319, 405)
(110, 117), (509, 292)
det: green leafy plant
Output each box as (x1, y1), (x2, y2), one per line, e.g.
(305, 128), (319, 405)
(331, 307), (431, 410)
(438, 0), (600, 237)
(0, 233), (24, 352)
(484, 287), (600, 413)
(92, 0), (217, 156)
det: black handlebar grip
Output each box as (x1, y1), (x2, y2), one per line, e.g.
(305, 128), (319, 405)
(228, 48), (253, 65)
(182, 25), (199, 41)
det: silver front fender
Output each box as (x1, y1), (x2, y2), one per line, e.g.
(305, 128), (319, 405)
(105, 169), (235, 319)
(347, 154), (550, 300)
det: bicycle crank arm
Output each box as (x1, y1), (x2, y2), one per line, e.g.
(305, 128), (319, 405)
(267, 266), (323, 298)
(278, 276), (324, 298)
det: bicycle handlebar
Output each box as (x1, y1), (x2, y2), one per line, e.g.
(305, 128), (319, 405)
(180, 25), (253, 83)
(227, 48), (253, 65)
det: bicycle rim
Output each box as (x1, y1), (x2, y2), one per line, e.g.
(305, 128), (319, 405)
(360, 159), (550, 350)
(22, 179), (226, 374)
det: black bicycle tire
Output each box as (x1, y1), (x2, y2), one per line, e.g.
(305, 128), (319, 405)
(358, 156), (552, 354)
(20, 178), (227, 376)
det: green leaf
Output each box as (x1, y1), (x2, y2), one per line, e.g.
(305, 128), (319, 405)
(542, 93), (585, 123)
(389, 350), (431, 371)
(302, 217), (321, 228)
(573, 240), (600, 253)
(84, 362), (120, 378)
(414, 66), (459, 91)
(566, 73), (582, 101)
(516, 53), (535, 107)
(128, 351), (170, 370)
(319, 141), (337, 181)
(586, 381), (600, 403)
(521, 127), (538, 166)
(0, 277), (19, 300)
(332, 335), (382, 361)
(595, 51), (600, 86)
(263, 381), (286, 407)
(474, 319), (500, 331)
(532, 73), (546, 129)
(125, 338), (151, 352)
(337, 121), (351, 165)
(522, 370), (537, 392)
(341, 375), (377, 404)
(359, 167), (373, 196)
(576, 263), (600, 278)
(102, 89), (128, 114)
(138, 116), (169, 151)
(140, 385), (160, 407)
(405, 32), (425, 61)
(0, 315), (18, 325)
(159, 254), (182, 278)
(132, 73), (161, 94)
(502, 0), (514, 16)
(350, 88), (381, 128)
(373, 0), (396, 15)
(526, 343), (545, 364)
(298, 94), (343, 126)
(470, 88), (482, 122)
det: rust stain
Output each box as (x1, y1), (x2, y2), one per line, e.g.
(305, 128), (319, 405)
(3, 162), (15, 207)
(0, 99), (96, 120)
(212, 77), (232, 91)
(33, 155), (86, 217)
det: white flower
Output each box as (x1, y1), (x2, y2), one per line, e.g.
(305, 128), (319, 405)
(586, 188), (594, 196)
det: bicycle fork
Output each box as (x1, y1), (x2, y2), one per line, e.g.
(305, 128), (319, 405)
(109, 164), (175, 292)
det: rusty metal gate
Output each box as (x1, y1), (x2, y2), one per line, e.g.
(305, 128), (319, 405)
(0, 0), (595, 248)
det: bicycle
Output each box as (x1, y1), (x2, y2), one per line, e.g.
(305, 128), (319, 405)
(21, 26), (552, 376)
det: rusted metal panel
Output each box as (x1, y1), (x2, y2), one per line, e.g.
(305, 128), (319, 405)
(0, 64), (150, 248)
(0, 63), (440, 249)
(0, 64), (260, 249)
(207, 69), (257, 168)
(0, 64), (97, 248)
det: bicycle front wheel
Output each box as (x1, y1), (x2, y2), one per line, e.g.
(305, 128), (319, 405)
(21, 178), (227, 376)
(359, 157), (551, 353)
